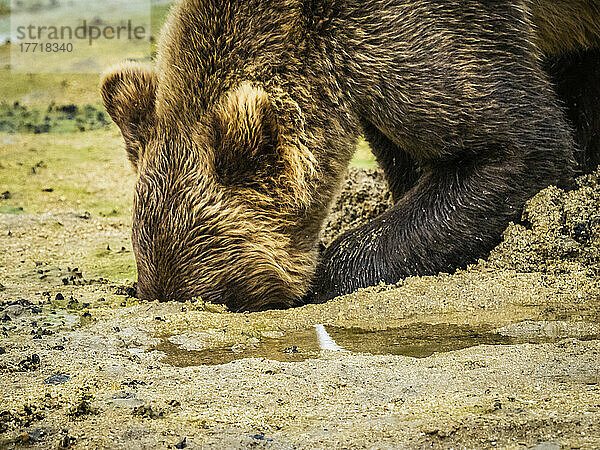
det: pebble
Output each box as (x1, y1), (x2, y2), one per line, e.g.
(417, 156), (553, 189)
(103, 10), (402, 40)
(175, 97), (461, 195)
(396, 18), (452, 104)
(44, 373), (70, 385)
(5, 304), (25, 317)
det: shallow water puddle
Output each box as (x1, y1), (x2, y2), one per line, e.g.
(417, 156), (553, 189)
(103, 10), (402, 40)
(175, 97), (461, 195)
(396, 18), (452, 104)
(153, 322), (600, 367)
(154, 328), (322, 366)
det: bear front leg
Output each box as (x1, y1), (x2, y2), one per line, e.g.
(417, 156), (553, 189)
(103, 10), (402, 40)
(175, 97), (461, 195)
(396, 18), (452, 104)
(362, 121), (420, 202)
(306, 151), (571, 303)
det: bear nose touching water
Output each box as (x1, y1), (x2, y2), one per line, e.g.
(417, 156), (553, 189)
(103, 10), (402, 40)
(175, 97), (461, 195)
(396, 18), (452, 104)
(101, 0), (600, 311)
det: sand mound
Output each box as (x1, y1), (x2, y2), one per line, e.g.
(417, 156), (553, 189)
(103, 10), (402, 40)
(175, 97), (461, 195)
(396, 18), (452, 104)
(487, 170), (600, 276)
(322, 168), (391, 246)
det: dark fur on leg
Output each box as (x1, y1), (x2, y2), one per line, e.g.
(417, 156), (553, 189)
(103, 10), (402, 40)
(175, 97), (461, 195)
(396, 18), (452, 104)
(362, 121), (420, 203)
(545, 49), (600, 173)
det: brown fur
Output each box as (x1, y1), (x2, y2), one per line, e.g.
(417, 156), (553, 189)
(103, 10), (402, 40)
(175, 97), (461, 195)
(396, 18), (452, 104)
(101, 63), (157, 168)
(102, 0), (600, 310)
(533, 0), (600, 55)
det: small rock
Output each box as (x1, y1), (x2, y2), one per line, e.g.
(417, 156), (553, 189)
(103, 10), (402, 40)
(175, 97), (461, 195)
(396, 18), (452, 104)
(58, 430), (75, 449)
(555, 235), (581, 255)
(114, 284), (137, 298)
(66, 298), (80, 309)
(132, 405), (164, 419)
(69, 394), (97, 417)
(532, 443), (560, 450)
(573, 222), (591, 243)
(17, 354), (40, 371)
(111, 391), (136, 400)
(15, 432), (31, 444)
(122, 379), (146, 387)
(34, 327), (53, 336)
(28, 427), (49, 442)
(175, 437), (187, 449)
(250, 434), (273, 442)
(5, 304), (25, 318)
(44, 373), (70, 385)
(109, 391), (144, 407)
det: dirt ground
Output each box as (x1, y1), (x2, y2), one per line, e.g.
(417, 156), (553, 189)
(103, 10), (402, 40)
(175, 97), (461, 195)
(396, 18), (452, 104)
(1, 129), (600, 448)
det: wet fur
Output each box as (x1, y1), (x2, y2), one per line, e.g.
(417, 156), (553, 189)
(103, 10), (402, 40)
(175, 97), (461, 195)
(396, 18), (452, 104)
(102, 0), (600, 309)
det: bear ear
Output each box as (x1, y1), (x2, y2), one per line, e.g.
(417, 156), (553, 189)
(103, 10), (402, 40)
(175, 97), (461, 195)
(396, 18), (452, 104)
(211, 83), (317, 207)
(101, 63), (157, 169)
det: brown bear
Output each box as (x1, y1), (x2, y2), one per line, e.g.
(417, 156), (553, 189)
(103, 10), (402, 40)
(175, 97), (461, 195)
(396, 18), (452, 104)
(101, 0), (600, 311)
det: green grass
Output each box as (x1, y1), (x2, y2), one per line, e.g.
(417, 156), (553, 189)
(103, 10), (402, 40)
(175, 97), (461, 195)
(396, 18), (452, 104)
(0, 127), (134, 217)
(152, 3), (172, 37)
(91, 245), (137, 281)
(0, 204), (23, 214)
(352, 139), (376, 169)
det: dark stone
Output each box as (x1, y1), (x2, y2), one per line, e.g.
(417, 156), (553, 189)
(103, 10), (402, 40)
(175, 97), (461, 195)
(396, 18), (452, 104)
(573, 222), (591, 243)
(250, 434), (273, 442)
(44, 373), (70, 385)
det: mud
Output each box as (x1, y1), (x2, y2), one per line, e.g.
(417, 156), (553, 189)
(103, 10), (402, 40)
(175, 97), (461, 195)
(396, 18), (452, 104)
(1, 133), (600, 449)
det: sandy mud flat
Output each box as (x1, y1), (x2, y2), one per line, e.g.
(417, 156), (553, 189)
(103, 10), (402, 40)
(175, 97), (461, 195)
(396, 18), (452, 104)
(1, 137), (600, 448)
